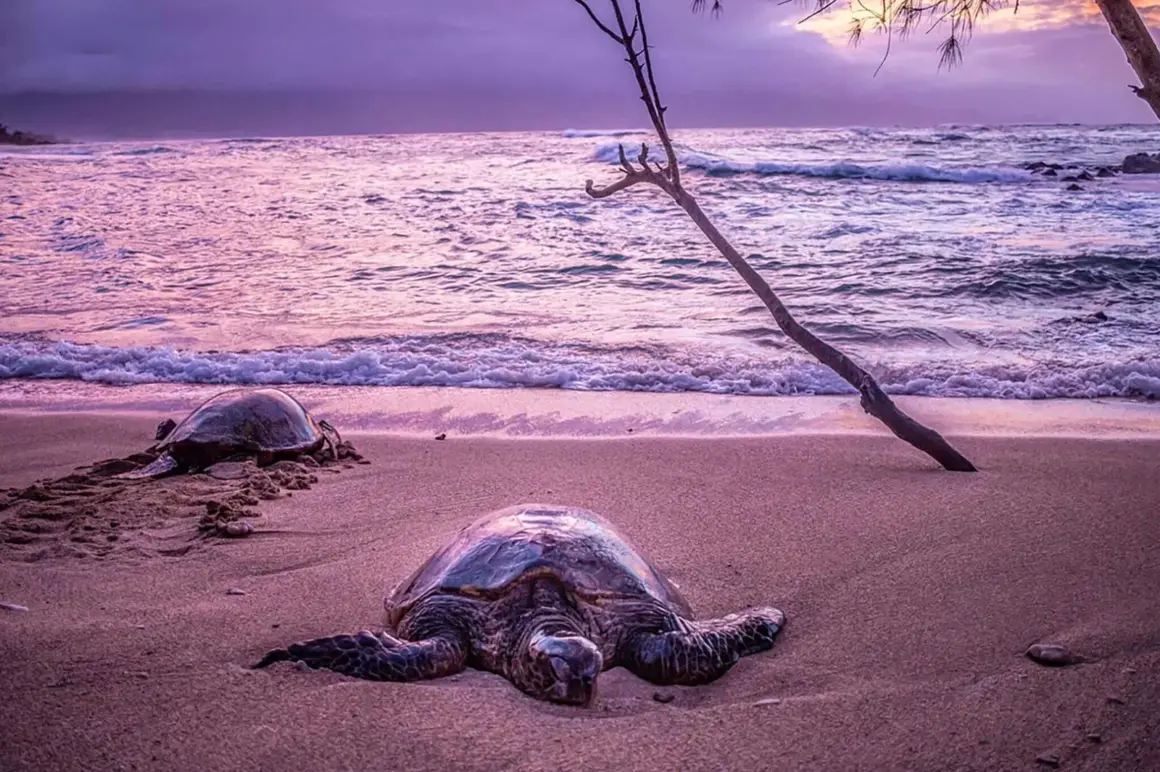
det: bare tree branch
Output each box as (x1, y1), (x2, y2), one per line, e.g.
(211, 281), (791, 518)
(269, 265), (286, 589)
(572, 0), (978, 472)
(571, 0), (624, 44)
(585, 174), (648, 198)
(634, 0), (679, 187)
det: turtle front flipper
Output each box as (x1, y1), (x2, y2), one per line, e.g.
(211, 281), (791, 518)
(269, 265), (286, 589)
(625, 607), (786, 686)
(114, 452), (182, 480)
(253, 630), (468, 682)
(318, 420), (341, 460)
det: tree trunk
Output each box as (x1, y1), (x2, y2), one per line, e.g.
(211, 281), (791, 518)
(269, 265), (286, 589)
(669, 190), (977, 472)
(1094, 0), (1160, 120)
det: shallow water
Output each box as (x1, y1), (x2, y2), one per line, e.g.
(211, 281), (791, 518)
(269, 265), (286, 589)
(2, 124), (1158, 398)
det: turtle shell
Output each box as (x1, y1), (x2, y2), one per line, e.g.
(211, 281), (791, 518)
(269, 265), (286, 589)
(386, 504), (692, 627)
(159, 387), (326, 455)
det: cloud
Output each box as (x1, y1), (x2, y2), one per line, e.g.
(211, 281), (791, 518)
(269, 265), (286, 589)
(0, 0), (1156, 133)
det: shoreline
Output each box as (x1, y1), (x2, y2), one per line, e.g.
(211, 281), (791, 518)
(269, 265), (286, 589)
(2, 379), (1159, 440)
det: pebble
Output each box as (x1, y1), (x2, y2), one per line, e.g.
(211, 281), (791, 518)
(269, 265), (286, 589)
(133, 624), (147, 630)
(754, 698), (782, 706)
(652, 692), (674, 704)
(226, 588), (248, 596)
(1107, 695), (1126, 705)
(222, 521), (255, 538)
(1035, 753), (1061, 768)
(1026, 643), (1081, 667)
(1086, 734), (1102, 744)
(0, 602), (29, 612)
(434, 432), (447, 441)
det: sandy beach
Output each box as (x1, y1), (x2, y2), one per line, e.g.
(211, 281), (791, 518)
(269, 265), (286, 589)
(2, 397), (1158, 772)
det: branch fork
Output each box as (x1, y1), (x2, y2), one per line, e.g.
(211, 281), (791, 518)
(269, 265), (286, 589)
(585, 142), (676, 199)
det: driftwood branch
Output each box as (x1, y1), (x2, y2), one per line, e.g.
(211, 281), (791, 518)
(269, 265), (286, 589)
(572, 0), (977, 472)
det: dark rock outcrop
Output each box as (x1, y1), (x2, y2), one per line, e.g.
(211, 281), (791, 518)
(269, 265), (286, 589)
(1122, 152), (1160, 174)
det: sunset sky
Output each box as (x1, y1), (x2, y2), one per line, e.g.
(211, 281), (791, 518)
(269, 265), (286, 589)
(2, 0), (1158, 136)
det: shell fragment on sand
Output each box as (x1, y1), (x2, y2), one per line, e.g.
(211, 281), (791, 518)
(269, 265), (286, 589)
(220, 521), (255, 538)
(1026, 643), (1082, 667)
(1, 602), (30, 612)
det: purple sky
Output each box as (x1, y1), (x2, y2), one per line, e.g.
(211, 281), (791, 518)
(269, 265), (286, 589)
(2, 0), (1158, 136)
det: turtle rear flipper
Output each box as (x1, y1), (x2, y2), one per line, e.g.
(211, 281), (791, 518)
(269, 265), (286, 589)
(114, 453), (182, 480)
(254, 629), (467, 682)
(626, 606), (785, 686)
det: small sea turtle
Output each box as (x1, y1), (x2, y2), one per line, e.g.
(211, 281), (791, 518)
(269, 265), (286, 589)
(254, 504), (785, 705)
(119, 387), (341, 479)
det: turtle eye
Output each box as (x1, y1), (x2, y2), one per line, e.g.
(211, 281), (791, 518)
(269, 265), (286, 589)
(549, 656), (571, 683)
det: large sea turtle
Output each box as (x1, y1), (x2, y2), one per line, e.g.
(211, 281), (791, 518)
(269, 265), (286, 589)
(254, 504), (786, 705)
(119, 387), (341, 479)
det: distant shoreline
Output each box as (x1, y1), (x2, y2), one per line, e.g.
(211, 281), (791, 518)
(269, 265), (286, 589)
(0, 123), (59, 145)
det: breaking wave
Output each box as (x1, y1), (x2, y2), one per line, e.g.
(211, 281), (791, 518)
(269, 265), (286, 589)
(1, 336), (1157, 400)
(564, 128), (647, 138)
(592, 143), (1032, 183)
(111, 146), (178, 157)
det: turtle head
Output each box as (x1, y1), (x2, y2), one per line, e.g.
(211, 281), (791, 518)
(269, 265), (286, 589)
(155, 418), (178, 441)
(521, 629), (602, 706)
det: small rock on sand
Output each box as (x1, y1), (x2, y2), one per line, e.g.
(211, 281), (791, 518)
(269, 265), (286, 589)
(219, 520), (255, 538)
(1026, 643), (1081, 666)
(1035, 753), (1061, 768)
(1, 602), (30, 612)
(652, 692), (675, 704)
(226, 588), (248, 596)
(754, 698), (782, 706)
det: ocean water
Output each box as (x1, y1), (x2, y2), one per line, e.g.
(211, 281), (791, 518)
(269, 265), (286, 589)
(1, 124), (1158, 400)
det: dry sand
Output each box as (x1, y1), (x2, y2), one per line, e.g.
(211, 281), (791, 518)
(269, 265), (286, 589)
(1, 410), (1159, 771)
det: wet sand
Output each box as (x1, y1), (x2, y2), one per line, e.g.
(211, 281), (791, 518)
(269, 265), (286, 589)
(1, 409), (1159, 771)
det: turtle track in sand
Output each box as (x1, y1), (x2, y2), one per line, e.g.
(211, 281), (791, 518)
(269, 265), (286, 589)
(0, 440), (367, 563)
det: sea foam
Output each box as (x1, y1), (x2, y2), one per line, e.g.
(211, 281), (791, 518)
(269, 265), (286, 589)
(2, 337), (1157, 400)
